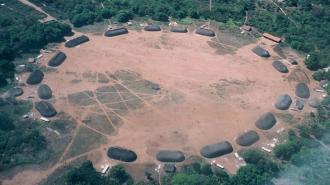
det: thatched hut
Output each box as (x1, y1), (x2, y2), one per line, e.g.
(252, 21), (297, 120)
(170, 26), (188, 33)
(236, 130), (260, 146)
(48, 52), (66, 67)
(38, 84), (52, 100)
(272, 61), (288, 73)
(35, 101), (57, 117)
(196, 28), (215, 37)
(104, 28), (129, 37)
(107, 146), (137, 162)
(200, 141), (233, 158)
(252, 46), (270, 58)
(144, 25), (161, 31)
(295, 83), (310, 99)
(255, 112), (276, 130)
(156, 150), (185, 162)
(65, 35), (90, 48)
(275, 94), (292, 110)
(8, 87), (24, 97)
(26, 70), (44, 85)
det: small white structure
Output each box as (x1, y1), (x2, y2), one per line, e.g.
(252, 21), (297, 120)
(211, 160), (224, 169)
(40, 117), (50, 122)
(234, 152), (244, 161)
(276, 128), (285, 133)
(100, 163), (110, 174)
(315, 89), (325, 93)
(261, 147), (272, 153)
(215, 163), (224, 169)
(0, 3), (5, 6)
(154, 164), (161, 172)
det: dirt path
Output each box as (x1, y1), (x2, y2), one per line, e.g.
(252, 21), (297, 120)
(18, 0), (55, 22)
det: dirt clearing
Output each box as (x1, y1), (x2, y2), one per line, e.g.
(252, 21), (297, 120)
(3, 29), (322, 184)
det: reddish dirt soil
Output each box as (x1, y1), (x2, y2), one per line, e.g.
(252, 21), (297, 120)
(3, 30), (324, 185)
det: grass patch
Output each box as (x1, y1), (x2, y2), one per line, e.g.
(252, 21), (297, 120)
(63, 125), (107, 160)
(83, 114), (115, 135)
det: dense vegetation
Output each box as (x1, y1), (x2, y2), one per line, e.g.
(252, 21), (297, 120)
(45, 161), (134, 185)
(56, 151), (279, 185)
(0, 0), (72, 87)
(0, 98), (49, 171)
(164, 151), (279, 185)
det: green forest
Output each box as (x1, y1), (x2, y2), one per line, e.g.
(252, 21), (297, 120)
(0, 0), (72, 87)
(0, 99), (49, 171)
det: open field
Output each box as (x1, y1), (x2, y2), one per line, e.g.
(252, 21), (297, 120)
(3, 26), (324, 184)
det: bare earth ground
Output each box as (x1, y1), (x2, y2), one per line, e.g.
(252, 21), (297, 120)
(2, 29), (324, 184)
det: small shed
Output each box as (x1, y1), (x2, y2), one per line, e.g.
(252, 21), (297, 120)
(263, 33), (282, 43)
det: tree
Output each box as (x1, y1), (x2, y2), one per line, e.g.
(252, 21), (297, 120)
(171, 174), (200, 185)
(274, 139), (302, 161)
(108, 165), (133, 184)
(0, 75), (8, 88)
(305, 52), (319, 70)
(116, 10), (133, 23)
(0, 113), (15, 131)
(231, 165), (271, 185)
(66, 161), (102, 185)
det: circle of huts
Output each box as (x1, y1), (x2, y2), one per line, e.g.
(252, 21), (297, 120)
(21, 25), (318, 167)
(38, 84), (53, 100)
(48, 51), (66, 67)
(26, 70), (44, 85)
(35, 101), (57, 117)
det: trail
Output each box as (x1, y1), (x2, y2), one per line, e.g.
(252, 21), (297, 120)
(310, 135), (330, 150)
(18, 0), (55, 22)
(269, 0), (298, 26)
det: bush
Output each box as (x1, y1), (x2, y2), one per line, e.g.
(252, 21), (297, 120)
(0, 113), (15, 131)
(231, 165), (271, 185)
(274, 139), (302, 161)
(116, 10), (133, 23)
(242, 149), (279, 175)
(305, 53), (320, 70)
